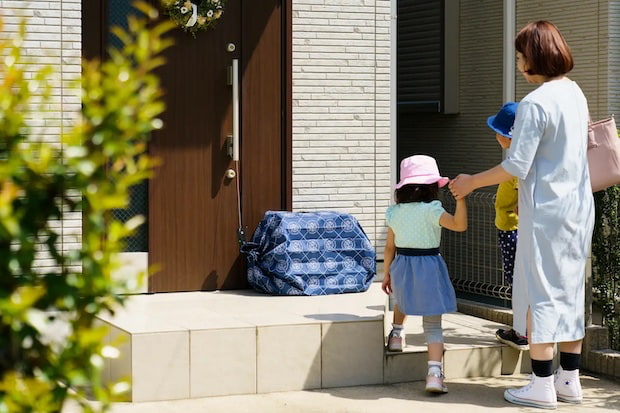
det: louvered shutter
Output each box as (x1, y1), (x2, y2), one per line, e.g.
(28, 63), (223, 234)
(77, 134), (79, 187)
(398, 0), (443, 112)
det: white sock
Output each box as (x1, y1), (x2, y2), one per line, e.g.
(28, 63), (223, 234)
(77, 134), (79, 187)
(391, 323), (404, 337)
(428, 361), (442, 376)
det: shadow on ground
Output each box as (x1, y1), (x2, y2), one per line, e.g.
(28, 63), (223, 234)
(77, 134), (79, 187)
(314, 374), (620, 411)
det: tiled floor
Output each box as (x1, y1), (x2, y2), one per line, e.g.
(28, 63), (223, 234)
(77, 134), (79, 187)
(98, 283), (529, 402)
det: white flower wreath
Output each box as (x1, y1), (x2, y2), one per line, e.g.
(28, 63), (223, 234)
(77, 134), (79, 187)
(161, 0), (226, 36)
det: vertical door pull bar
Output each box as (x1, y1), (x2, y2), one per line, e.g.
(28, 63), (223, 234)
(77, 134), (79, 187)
(230, 58), (244, 245)
(231, 58), (240, 161)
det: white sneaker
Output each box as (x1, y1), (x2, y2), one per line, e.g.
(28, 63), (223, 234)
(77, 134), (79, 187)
(554, 367), (582, 403)
(504, 373), (557, 409)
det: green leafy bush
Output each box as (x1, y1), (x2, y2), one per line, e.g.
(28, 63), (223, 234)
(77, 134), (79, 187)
(0, 3), (174, 412)
(592, 184), (620, 351)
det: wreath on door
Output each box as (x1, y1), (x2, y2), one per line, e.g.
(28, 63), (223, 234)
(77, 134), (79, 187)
(161, 0), (226, 36)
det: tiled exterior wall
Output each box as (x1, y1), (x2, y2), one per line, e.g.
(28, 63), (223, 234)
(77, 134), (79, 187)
(0, 0), (82, 271)
(291, 0), (392, 256)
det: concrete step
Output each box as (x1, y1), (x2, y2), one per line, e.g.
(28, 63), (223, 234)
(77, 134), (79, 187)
(383, 310), (532, 384)
(97, 283), (531, 403)
(98, 284), (385, 402)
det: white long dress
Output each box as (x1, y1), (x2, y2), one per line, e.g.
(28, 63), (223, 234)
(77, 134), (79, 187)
(501, 79), (594, 344)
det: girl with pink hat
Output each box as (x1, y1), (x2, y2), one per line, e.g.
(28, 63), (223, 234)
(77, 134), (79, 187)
(382, 154), (467, 394)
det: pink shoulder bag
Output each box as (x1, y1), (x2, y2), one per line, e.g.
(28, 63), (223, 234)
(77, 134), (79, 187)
(587, 115), (620, 192)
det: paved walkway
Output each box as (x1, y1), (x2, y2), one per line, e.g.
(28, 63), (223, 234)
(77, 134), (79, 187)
(64, 373), (620, 412)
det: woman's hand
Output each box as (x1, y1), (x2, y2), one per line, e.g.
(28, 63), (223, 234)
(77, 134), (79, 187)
(449, 174), (475, 200)
(381, 273), (392, 295)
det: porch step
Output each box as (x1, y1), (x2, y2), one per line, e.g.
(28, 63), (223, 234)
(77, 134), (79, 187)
(98, 283), (530, 403)
(99, 284), (385, 402)
(383, 310), (531, 384)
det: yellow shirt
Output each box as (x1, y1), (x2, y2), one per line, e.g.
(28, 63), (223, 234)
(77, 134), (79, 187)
(495, 178), (518, 231)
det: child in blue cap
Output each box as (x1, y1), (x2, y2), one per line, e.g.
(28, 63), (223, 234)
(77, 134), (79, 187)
(487, 102), (528, 351)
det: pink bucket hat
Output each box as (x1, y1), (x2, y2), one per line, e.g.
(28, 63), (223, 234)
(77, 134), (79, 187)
(395, 155), (449, 189)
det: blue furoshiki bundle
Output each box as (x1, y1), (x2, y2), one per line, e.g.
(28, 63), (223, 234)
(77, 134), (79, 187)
(242, 211), (376, 295)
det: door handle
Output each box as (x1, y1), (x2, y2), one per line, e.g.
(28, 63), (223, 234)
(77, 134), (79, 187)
(228, 58), (239, 161)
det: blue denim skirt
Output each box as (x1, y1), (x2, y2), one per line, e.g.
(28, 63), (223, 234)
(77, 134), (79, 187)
(390, 252), (457, 316)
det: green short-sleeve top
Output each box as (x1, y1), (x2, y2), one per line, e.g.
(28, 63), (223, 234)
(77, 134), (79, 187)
(386, 200), (445, 248)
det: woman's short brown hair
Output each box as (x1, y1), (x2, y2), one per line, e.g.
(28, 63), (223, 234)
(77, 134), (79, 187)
(515, 21), (574, 77)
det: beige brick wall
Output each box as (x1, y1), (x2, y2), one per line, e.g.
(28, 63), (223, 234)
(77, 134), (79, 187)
(292, 0), (392, 256)
(0, 0), (82, 271)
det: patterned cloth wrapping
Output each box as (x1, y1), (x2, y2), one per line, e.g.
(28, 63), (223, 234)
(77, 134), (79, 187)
(242, 211), (376, 295)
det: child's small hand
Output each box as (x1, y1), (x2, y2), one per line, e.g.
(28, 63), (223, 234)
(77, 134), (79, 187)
(449, 174), (473, 200)
(381, 273), (392, 295)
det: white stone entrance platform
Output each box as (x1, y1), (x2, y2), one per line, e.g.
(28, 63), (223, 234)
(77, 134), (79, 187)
(98, 283), (527, 402)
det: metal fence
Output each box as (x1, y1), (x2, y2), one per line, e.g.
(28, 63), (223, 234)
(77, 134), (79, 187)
(439, 189), (511, 301)
(592, 188), (620, 350)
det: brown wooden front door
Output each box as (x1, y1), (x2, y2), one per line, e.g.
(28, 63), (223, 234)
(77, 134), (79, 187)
(147, 1), (287, 292)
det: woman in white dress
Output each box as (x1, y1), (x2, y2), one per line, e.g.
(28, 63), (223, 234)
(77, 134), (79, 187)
(449, 21), (594, 409)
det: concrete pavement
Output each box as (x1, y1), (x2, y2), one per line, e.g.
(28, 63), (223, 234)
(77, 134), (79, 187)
(64, 373), (620, 413)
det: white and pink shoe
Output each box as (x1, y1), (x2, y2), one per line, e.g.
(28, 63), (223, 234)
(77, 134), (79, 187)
(386, 329), (405, 352)
(424, 371), (448, 394)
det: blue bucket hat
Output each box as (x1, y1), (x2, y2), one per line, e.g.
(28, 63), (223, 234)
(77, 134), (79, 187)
(487, 102), (518, 138)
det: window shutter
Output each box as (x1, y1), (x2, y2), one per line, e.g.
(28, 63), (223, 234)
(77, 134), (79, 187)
(397, 0), (459, 114)
(398, 0), (442, 112)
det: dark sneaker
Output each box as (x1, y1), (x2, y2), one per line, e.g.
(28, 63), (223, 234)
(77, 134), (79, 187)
(496, 328), (529, 351)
